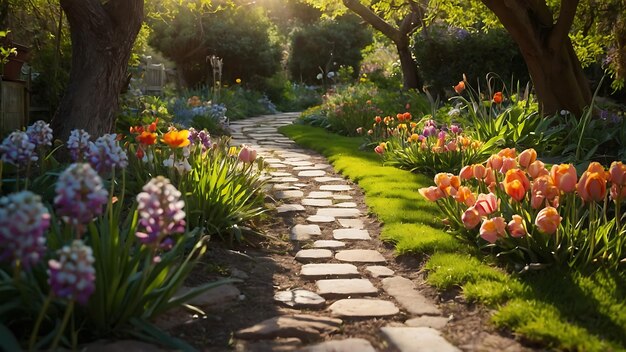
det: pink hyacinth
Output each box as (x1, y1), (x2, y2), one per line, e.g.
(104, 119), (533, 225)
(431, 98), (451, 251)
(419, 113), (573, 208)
(26, 120), (53, 147)
(0, 131), (38, 166)
(87, 134), (128, 174)
(135, 177), (186, 250)
(48, 240), (95, 305)
(67, 129), (91, 162)
(0, 191), (50, 269)
(54, 163), (109, 226)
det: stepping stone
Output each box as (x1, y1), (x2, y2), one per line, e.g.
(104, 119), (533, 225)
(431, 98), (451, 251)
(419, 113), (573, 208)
(335, 202), (357, 208)
(301, 263), (359, 279)
(332, 229), (371, 240)
(313, 240), (346, 249)
(300, 338), (376, 352)
(290, 224), (322, 241)
(317, 208), (361, 218)
(320, 185), (352, 191)
(294, 183), (308, 187)
(273, 184), (301, 191)
(333, 195), (353, 200)
(285, 161), (314, 167)
(316, 279), (377, 298)
(275, 190), (304, 199)
(329, 299), (399, 318)
(81, 340), (168, 352)
(269, 163), (287, 169)
(314, 177), (344, 183)
(299, 170), (326, 177)
(405, 316), (450, 329)
(313, 164), (332, 169)
(335, 250), (386, 263)
(380, 327), (460, 352)
(294, 166), (318, 171)
(295, 249), (333, 263)
(274, 289), (326, 309)
(265, 158), (283, 164)
(366, 266), (395, 278)
(308, 191), (334, 199)
(235, 314), (342, 342)
(269, 177), (299, 183)
(277, 204), (306, 213)
(270, 171), (292, 177)
(302, 198), (333, 207)
(338, 218), (364, 229)
(174, 284), (240, 308)
(306, 215), (336, 223)
(381, 276), (441, 316)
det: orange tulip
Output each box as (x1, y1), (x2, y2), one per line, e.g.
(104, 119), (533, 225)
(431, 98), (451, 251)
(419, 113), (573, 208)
(474, 193), (498, 216)
(403, 112), (412, 121)
(528, 160), (549, 179)
(499, 157), (518, 174)
(518, 148), (537, 169)
(473, 164), (487, 179)
(137, 131), (157, 145)
(135, 147), (144, 159)
(610, 183), (626, 201)
(498, 148), (517, 158)
(492, 91), (503, 104)
(419, 186), (446, 202)
(504, 180), (526, 202)
(162, 129), (191, 148)
(148, 118), (159, 133)
(459, 165), (474, 180)
(550, 164), (577, 193)
(535, 206), (561, 235)
(530, 176), (559, 210)
(504, 169), (531, 192)
(454, 81), (466, 94)
(374, 116), (382, 124)
(374, 143), (386, 155)
(462, 206), (481, 229)
(434, 173), (453, 189)
(454, 186), (476, 207)
(487, 155), (503, 171)
(609, 161), (626, 186)
(480, 217), (506, 243)
(507, 215), (527, 238)
(577, 162), (608, 202)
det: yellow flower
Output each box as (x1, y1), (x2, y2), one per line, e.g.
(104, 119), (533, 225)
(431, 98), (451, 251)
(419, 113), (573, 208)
(162, 130), (190, 148)
(235, 78), (242, 84)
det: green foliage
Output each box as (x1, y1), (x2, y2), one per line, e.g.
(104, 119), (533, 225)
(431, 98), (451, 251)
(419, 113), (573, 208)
(149, 4), (281, 87)
(288, 15), (372, 83)
(263, 72), (323, 112)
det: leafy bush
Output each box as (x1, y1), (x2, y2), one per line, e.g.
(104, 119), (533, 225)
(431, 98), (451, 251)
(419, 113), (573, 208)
(263, 72), (322, 111)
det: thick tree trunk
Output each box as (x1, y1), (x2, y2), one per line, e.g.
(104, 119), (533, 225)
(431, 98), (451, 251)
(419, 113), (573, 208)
(481, 0), (591, 116)
(397, 40), (422, 90)
(51, 0), (144, 141)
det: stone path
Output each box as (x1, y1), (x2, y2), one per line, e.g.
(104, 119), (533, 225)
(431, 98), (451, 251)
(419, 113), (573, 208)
(228, 113), (460, 351)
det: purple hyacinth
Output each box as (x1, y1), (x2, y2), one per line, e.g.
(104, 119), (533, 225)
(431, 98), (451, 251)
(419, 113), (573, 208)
(26, 120), (53, 147)
(0, 131), (38, 166)
(0, 191), (50, 269)
(67, 129), (91, 162)
(54, 163), (109, 226)
(48, 240), (95, 305)
(188, 127), (212, 150)
(136, 176), (186, 250)
(87, 134), (128, 174)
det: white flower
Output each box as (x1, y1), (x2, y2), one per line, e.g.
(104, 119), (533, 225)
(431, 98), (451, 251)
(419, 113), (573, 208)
(448, 108), (461, 117)
(560, 110), (570, 116)
(316, 73), (323, 80)
(327, 71), (335, 78)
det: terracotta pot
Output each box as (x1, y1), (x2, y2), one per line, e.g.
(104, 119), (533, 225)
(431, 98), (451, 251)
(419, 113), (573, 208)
(1, 41), (30, 81)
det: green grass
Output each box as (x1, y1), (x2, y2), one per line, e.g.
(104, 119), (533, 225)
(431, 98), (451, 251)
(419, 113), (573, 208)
(280, 123), (626, 351)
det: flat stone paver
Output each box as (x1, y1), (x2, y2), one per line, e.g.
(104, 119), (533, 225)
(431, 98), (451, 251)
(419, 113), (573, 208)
(306, 215), (336, 223)
(302, 198), (333, 207)
(308, 191), (334, 198)
(273, 184), (300, 191)
(300, 338), (376, 352)
(380, 327), (460, 352)
(285, 161), (314, 167)
(175, 284), (240, 307)
(335, 250), (386, 263)
(329, 299), (399, 318)
(316, 279), (377, 298)
(405, 316), (450, 329)
(269, 171), (292, 177)
(269, 177), (299, 183)
(381, 276), (441, 316)
(320, 185), (352, 192)
(275, 190), (304, 199)
(235, 314), (342, 342)
(274, 289), (326, 309)
(317, 208), (361, 218)
(301, 263), (359, 279)
(290, 224), (322, 241)
(298, 170), (326, 177)
(337, 218), (364, 229)
(277, 204), (306, 213)
(335, 202), (357, 208)
(333, 229), (371, 240)
(295, 249), (333, 263)
(314, 177), (344, 183)
(268, 163), (288, 169)
(333, 195), (353, 200)
(365, 266), (395, 278)
(313, 240), (346, 249)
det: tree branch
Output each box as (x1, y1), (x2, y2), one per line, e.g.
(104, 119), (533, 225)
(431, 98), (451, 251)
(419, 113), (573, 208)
(549, 0), (579, 52)
(342, 0), (401, 43)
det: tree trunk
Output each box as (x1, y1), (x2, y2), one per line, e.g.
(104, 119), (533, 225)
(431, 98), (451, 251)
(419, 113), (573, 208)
(397, 39), (422, 89)
(480, 0), (591, 116)
(51, 0), (144, 141)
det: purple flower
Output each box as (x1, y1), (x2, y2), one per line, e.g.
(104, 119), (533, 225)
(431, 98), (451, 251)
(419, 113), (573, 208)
(67, 129), (91, 162)
(449, 124), (462, 134)
(0, 131), (37, 166)
(48, 240), (95, 305)
(136, 176), (185, 250)
(54, 163), (109, 226)
(438, 130), (447, 140)
(0, 191), (50, 269)
(87, 134), (128, 174)
(188, 127), (212, 150)
(423, 125), (437, 137)
(26, 120), (53, 147)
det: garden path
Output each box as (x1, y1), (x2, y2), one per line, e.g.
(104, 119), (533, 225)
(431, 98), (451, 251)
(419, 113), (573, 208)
(227, 112), (461, 351)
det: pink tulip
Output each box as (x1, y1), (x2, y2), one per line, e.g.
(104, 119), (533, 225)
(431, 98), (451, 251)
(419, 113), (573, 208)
(530, 176), (558, 210)
(486, 155), (503, 171)
(418, 186), (445, 202)
(518, 148), (537, 169)
(535, 206), (561, 234)
(461, 207), (481, 229)
(550, 164), (577, 193)
(480, 217), (506, 243)
(609, 161), (626, 186)
(474, 193), (498, 216)
(507, 215), (527, 238)
(459, 165), (473, 180)
(499, 157), (518, 174)
(238, 145), (257, 163)
(473, 164), (486, 179)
